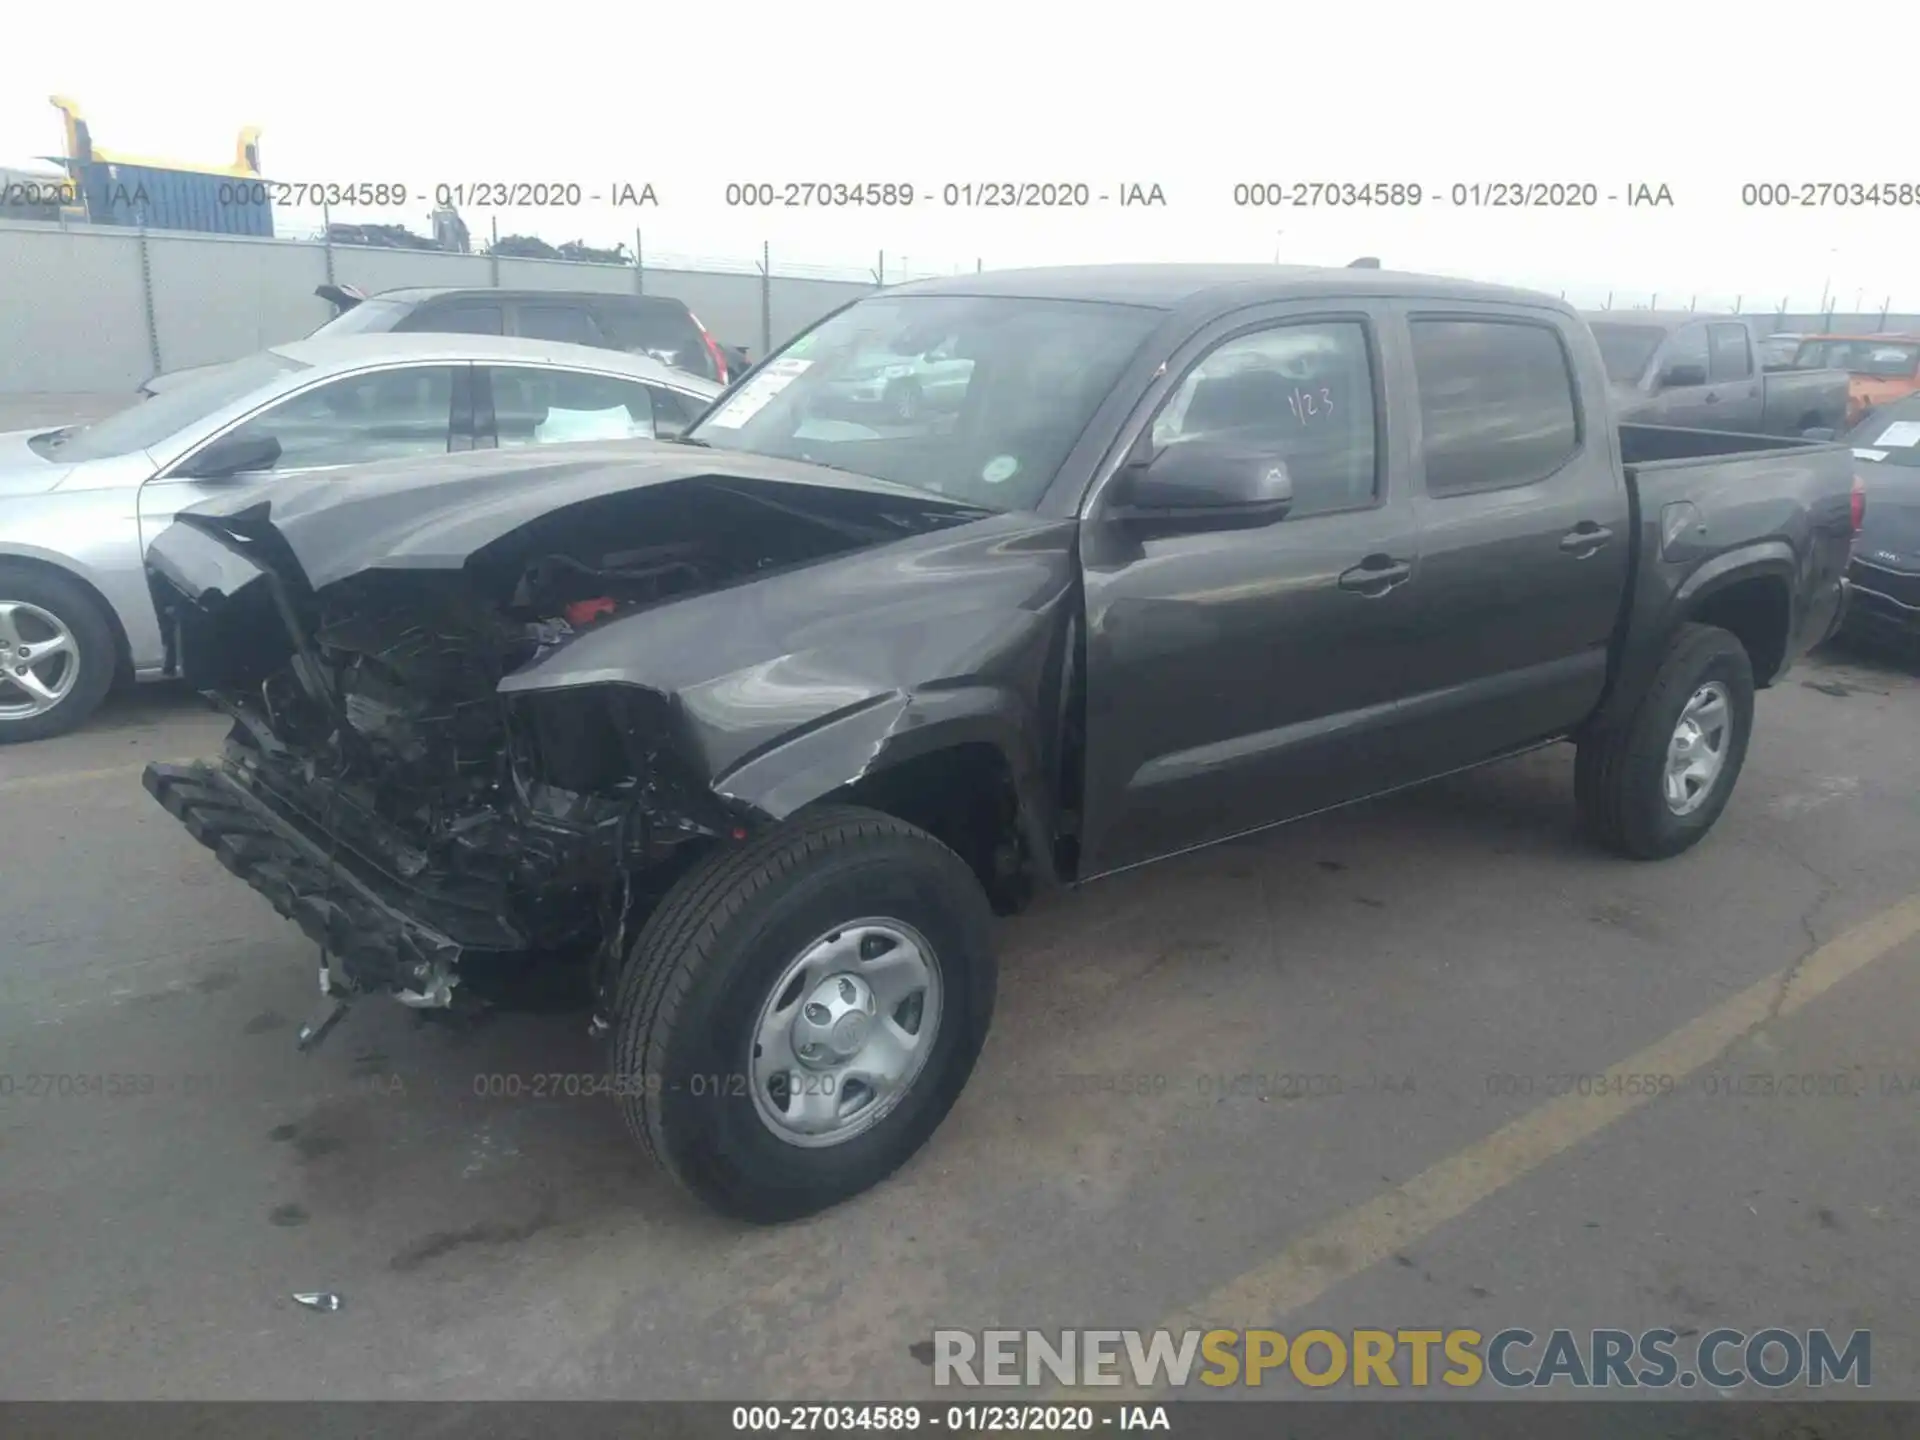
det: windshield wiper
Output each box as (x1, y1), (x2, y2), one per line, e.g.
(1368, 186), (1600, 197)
(666, 434), (711, 447)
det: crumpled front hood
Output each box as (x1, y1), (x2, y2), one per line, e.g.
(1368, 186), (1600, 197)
(175, 440), (987, 592)
(0, 428), (77, 495)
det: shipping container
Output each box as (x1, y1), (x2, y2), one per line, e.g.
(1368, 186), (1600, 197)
(49, 96), (272, 237)
(73, 161), (274, 236)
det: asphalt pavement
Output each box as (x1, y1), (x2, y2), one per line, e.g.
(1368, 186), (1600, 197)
(1, 642), (1916, 1403)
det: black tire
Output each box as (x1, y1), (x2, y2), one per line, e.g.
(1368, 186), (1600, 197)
(885, 379), (922, 423)
(611, 805), (997, 1222)
(1575, 623), (1755, 860)
(0, 563), (117, 744)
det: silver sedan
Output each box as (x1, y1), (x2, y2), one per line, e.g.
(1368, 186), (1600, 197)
(0, 333), (721, 741)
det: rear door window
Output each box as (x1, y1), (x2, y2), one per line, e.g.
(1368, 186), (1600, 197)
(515, 304), (604, 347)
(1409, 318), (1580, 496)
(594, 299), (718, 379)
(485, 365), (662, 446)
(399, 302), (502, 335)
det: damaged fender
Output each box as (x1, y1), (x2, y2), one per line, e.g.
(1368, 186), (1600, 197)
(497, 507), (1083, 885)
(142, 443), (1084, 1004)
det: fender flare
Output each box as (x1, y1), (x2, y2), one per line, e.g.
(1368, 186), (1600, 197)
(1593, 542), (1798, 731)
(711, 684), (1061, 887)
(0, 541), (135, 672)
(1670, 541), (1796, 614)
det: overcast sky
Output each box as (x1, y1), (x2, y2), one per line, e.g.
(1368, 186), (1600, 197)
(8, 0), (1920, 311)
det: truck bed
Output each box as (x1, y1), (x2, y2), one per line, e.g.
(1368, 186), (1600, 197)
(1594, 423), (1854, 734)
(1618, 422), (1830, 466)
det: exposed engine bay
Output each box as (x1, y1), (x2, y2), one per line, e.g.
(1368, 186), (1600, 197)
(145, 468), (990, 1015)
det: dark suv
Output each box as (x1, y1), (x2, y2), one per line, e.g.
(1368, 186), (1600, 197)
(141, 287), (734, 397)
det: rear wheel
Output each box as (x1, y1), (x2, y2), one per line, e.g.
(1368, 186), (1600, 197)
(611, 806), (997, 1222)
(1576, 623), (1755, 859)
(0, 565), (117, 743)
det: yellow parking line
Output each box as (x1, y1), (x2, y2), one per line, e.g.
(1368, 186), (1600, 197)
(1061, 890), (1920, 1401)
(0, 762), (153, 795)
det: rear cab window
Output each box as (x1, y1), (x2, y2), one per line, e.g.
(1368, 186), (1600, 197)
(1409, 317), (1581, 495)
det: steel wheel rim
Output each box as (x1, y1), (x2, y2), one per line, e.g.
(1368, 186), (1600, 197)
(0, 601), (81, 721)
(748, 917), (944, 1149)
(1664, 681), (1732, 816)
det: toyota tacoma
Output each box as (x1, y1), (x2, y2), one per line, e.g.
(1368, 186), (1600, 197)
(141, 265), (1858, 1222)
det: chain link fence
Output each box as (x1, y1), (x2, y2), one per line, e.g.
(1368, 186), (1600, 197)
(0, 216), (990, 394)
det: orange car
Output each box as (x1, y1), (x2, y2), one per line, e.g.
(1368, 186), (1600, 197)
(1791, 333), (1920, 424)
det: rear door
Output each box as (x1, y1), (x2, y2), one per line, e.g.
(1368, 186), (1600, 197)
(1705, 322), (1764, 430)
(1076, 302), (1430, 876)
(1392, 307), (1631, 773)
(139, 362), (470, 546)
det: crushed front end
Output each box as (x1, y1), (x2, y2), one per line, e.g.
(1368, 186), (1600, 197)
(139, 500), (772, 1022)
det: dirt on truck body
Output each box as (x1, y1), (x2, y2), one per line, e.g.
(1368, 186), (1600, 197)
(146, 265), (1857, 1222)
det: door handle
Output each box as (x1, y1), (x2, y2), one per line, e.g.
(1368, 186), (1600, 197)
(1337, 555), (1412, 595)
(1703, 392), (1720, 403)
(1560, 524), (1614, 554)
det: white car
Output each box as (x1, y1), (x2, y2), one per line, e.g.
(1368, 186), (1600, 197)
(0, 333), (720, 741)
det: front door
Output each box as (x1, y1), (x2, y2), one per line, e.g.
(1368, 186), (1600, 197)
(1076, 306), (1427, 877)
(1645, 322), (1716, 427)
(1705, 323), (1765, 431)
(137, 362), (468, 553)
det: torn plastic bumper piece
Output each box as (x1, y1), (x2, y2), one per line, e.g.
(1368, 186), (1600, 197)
(142, 759), (522, 998)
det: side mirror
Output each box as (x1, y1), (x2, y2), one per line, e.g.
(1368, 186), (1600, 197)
(176, 433), (282, 480)
(1659, 362), (1708, 390)
(1109, 442), (1295, 529)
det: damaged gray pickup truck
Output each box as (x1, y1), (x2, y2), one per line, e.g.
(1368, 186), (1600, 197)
(142, 265), (1858, 1221)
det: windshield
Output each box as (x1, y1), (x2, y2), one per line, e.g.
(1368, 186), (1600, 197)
(36, 351), (307, 462)
(690, 294), (1163, 511)
(1586, 323), (1666, 384)
(1793, 339), (1920, 377)
(306, 298), (412, 338)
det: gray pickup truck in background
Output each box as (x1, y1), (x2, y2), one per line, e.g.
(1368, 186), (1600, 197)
(1584, 312), (1850, 437)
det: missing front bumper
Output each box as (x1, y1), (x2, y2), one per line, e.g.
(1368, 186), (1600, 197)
(142, 759), (524, 998)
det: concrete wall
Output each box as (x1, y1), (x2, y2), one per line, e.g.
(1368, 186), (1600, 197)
(11, 217), (1915, 395)
(0, 219), (879, 393)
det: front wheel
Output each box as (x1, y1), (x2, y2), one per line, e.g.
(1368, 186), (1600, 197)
(1576, 623), (1756, 860)
(611, 806), (997, 1222)
(0, 564), (118, 744)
